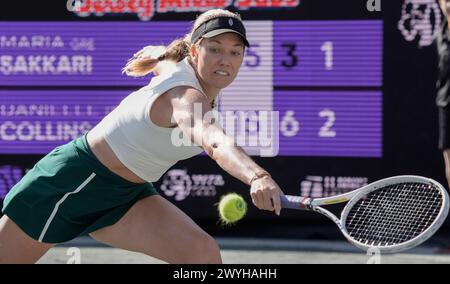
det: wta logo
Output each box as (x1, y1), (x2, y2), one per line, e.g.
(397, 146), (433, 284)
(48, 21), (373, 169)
(0, 165), (23, 199)
(160, 169), (224, 201)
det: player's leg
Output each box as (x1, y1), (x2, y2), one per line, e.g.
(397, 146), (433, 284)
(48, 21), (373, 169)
(0, 215), (54, 264)
(89, 195), (222, 264)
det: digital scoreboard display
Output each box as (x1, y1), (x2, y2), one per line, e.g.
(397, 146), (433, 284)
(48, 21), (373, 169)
(0, 21), (383, 157)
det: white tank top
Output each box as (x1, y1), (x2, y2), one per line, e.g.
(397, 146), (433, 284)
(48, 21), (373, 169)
(98, 58), (206, 182)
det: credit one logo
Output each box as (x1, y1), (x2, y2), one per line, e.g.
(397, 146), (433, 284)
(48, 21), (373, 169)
(300, 176), (368, 198)
(160, 169), (224, 201)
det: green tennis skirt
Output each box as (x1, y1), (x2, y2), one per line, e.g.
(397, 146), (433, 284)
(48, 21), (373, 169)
(2, 134), (158, 244)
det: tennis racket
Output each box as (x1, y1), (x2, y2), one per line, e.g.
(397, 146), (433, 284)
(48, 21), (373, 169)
(280, 175), (449, 253)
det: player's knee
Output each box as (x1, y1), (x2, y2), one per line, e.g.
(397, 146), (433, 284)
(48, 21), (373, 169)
(187, 233), (222, 264)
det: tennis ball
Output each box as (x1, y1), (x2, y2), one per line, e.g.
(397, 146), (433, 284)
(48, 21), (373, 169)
(217, 193), (247, 225)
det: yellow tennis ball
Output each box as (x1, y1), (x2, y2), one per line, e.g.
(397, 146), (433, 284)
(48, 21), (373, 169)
(218, 193), (247, 225)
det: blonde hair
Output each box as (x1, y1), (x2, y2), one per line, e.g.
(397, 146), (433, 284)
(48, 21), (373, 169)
(122, 9), (244, 77)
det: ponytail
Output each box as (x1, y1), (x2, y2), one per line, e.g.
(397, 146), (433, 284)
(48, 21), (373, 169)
(122, 38), (190, 77)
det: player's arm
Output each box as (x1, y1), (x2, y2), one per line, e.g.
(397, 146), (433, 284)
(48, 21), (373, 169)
(170, 87), (282, 215)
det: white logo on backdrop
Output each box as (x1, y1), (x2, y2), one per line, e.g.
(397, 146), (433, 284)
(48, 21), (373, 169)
(398, 0), (442, 47)
(300, 176), (368, 198)
(160, 169), (224, 201)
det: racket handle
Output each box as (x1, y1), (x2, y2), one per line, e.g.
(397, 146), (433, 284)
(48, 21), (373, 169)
(280, 195), (312, 210)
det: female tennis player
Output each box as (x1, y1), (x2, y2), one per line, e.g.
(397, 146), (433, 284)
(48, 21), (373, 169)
(0, 9), (283, 264)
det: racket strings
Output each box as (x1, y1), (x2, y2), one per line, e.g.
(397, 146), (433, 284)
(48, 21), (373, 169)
(357, 184), (440, 244)
(344, 183), (443, 247)
(348, 188), (427, 245)
(350, 184), (441, 245)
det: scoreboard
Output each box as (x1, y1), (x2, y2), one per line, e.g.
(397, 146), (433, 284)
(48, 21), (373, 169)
(0, 20), (382, 157)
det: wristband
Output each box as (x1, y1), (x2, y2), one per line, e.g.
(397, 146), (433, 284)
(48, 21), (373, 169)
(249, 171), (271, 185)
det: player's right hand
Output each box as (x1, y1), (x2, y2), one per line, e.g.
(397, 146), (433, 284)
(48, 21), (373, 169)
(250, 175), (283, 216)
